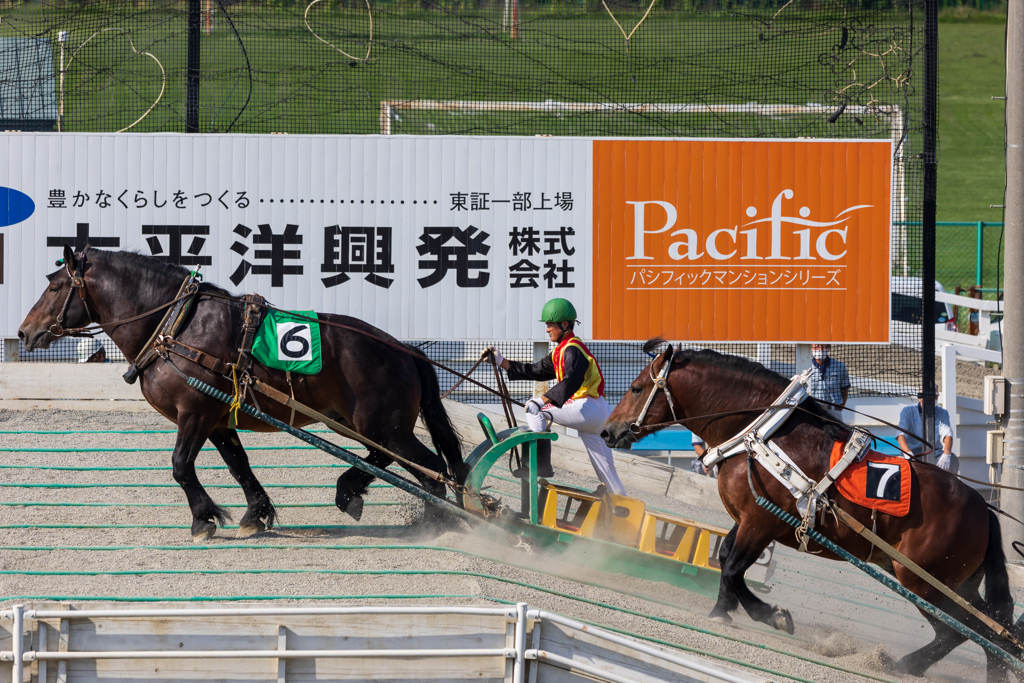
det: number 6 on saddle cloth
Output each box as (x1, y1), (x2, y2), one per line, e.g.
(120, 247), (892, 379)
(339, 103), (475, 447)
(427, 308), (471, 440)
(251, 309), (323, 375)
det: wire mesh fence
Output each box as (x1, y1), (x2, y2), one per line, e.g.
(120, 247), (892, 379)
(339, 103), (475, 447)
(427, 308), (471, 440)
(0, 0), (934, 398)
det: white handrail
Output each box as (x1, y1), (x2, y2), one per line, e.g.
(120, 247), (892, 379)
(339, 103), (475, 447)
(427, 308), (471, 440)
(26, 648), (513, 661)
(935, 290), (1002, 312)
(2, 602), (758, 683)
(15, 605), (515, 620)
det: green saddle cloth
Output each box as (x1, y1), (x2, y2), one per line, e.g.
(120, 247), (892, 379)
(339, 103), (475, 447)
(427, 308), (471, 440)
(251, 309), (322, 375)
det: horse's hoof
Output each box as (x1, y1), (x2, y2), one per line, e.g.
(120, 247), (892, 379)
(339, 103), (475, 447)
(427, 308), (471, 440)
(236, 521), (266, 538)
(771, 606), (795, 635)
(345, 495), (364, 521)
(191, 520), (216, 542)
(895, 655), (926, 677)
(709, 614), (733, 625)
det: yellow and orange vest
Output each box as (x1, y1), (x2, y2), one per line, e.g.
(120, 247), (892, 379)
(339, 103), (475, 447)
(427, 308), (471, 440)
(551, 334), (605, 401)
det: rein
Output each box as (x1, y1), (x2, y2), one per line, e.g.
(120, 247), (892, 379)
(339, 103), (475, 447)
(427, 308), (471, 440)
(45, 259), (524, 407)
(627, 356), (934, 458)
(198, 291), (527, 408)
(49, 255), (94, 337)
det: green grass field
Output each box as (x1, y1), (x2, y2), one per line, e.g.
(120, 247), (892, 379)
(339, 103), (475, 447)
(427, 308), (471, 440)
(0, 4), (1006, 290)
(936, 22), (1006, 291)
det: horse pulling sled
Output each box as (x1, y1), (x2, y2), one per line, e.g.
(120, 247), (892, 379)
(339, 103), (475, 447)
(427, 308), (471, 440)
(603, 340), (1024, 681)
(16, 247), (768, 597)
(17, 247), (1022, 680)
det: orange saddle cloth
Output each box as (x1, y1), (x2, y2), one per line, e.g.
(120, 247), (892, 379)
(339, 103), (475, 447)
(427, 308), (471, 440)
(829, 441), (912, 517)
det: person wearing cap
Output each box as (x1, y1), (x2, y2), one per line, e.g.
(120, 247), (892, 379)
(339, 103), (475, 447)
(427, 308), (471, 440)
(481, 298), (626, 495)
(77, 337), (107, 363)
(897, 388), (957, 473)
(804, 343), (850, 419)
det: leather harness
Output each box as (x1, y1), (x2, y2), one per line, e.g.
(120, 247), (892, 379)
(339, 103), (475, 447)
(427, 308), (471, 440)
(631, 360), (876, 549)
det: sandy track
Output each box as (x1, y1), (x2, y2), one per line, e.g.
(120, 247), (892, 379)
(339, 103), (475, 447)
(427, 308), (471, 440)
(0, 408), (1006, 682)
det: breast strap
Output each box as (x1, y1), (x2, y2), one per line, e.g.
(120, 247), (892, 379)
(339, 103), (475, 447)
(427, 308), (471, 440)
(701, 368), (815, 469)
(699, 369), (874, 549)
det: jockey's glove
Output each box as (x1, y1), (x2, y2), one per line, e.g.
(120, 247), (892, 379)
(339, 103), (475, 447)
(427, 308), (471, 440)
(525, 398), (545, 415)
(480, 346), (504, 367)
(936, 453), (954, 471)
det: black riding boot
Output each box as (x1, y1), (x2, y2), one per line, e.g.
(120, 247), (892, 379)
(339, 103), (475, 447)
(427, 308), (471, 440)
(513, 439), (554, 479)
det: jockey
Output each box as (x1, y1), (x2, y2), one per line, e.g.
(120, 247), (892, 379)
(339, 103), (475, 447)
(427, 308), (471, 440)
(482, 298), (626, 495)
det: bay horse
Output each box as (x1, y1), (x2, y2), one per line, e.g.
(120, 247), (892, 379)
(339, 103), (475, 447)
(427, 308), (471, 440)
(602, 340), (1018, 681)
(18, 246), (466, 540)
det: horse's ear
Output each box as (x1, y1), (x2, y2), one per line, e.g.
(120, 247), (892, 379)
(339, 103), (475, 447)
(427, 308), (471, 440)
(62, 244), (75, 270)
(662, 344), (674, 365)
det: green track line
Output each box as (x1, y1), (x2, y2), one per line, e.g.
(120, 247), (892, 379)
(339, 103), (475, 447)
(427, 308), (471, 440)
(0, 524), (405, 531)
(0, 464), (350, 471)
(0, 429), (335, 434)
(0, 501), (396, 508)
(0, 561), (897, 683)
(0, 445), (363, 453)
(0, 482), (389, 489)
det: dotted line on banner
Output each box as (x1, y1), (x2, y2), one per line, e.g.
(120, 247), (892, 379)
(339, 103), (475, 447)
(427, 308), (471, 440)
(259, 199), (440, 205)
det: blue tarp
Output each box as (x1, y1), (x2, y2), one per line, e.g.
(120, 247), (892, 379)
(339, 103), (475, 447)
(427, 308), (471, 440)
(0, 38), (57, 126)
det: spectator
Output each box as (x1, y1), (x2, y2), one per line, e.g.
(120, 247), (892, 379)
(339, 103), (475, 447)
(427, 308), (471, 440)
(805, 343), (849, 419)
(897, 388), (957, 473)
(689, 433), (716, 477)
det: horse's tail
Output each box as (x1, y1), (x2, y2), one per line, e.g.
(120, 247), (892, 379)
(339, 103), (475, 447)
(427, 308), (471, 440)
(404, 343), (467, 483)
(982, 509), (1017, 645)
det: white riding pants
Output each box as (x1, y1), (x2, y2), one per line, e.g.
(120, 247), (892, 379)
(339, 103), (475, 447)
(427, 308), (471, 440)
(524, 395), (626, 496)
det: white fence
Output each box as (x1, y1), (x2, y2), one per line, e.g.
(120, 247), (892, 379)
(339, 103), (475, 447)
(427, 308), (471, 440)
(1, 602), (764, 683)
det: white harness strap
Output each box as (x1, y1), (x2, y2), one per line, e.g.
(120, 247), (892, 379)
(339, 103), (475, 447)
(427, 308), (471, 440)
(698, 368), (876, 548)
(630, 351), (677, 436)
(702, 368), (815, 469)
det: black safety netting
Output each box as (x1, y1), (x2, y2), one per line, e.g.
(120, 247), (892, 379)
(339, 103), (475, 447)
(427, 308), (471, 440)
(0, 0), (932, 398)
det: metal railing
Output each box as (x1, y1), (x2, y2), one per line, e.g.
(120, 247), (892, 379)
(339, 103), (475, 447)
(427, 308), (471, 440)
(1, 602), (758, 683)
(2, 604), (526, 683)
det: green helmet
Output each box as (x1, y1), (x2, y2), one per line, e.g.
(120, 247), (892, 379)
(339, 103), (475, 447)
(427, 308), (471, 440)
(539, 298), (577, 323)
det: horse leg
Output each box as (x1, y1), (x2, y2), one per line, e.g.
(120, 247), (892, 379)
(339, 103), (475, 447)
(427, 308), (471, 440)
(335, 449), (391, 521)
(207, 428), (276, 537)
(171, 414), (230, 541)
(896, 567), (1007, 679)
(904, 567), (1012, 683)
(383, 432), (454, 532)
(711, 521), (794, 634)
(709, 525), (740, 622)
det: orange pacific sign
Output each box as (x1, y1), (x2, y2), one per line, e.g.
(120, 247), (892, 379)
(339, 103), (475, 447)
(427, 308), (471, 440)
(592, 139), (892, 342)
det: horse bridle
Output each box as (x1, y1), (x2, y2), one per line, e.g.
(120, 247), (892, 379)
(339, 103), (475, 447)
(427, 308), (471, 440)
(629, 346), (678, 436)
(49, 253), (95, 338)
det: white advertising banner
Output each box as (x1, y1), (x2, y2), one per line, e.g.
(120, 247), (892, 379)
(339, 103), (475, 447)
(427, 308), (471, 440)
(0, 134), (592, 340)
(0, 133), (895, 343)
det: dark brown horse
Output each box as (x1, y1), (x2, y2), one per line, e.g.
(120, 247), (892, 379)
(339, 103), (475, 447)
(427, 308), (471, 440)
(18, 246), (465, 540)
(602, 341), (1018, 681)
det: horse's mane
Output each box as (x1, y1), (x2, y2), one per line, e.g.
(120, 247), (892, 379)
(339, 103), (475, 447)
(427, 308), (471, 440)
(644, 337), (848, 441)
(91, 248), (233, 297)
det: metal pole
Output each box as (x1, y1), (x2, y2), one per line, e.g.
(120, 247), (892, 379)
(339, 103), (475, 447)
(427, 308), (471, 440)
(978, 221), (985, 287)
(58, 31), (67, 132)
(12, 604), (23, 683)
(1002, 0), (1024, 557)
(186, 0), (202, 132)
(920, 0), (939, 462)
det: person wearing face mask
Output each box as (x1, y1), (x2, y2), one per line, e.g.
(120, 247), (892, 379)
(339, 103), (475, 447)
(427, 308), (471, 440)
(804, 343), (849, 420)
(480, 298), (626, 495)
(897, 385), (957, 473)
